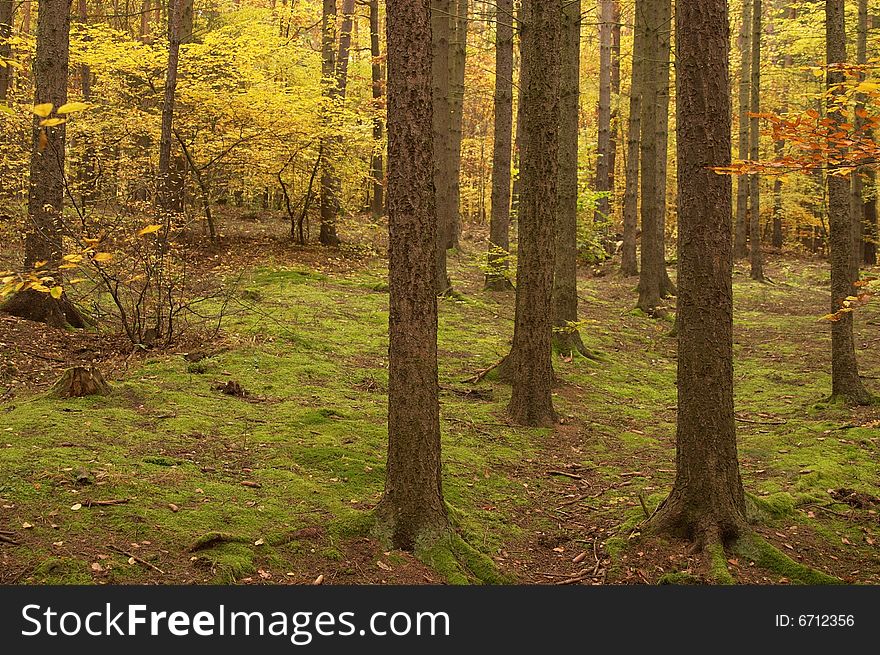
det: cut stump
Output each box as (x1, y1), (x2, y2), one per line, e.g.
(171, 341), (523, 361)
(52, 366), (111, 398)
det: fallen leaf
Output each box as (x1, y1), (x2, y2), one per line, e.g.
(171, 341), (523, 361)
(313, 574), (324, 585)
(22, 522), (33, 529)
(70, 503), (82, 511)
(377, 561), (392, 571)
(254, 538), (265, 546)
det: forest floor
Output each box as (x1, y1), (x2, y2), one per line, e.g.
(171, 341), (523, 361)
(1, 215), (879, 585)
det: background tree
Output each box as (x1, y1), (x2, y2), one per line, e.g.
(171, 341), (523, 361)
(485, 0), (514, 291)
(432, 0), (452, 295)
(825, 0), (871, 405)
(647, 0), (749, 551)
(2, 0), (86, 328)
(506, 0), (561, 427)
(595, 0), (614, 225)
(376, 0), (448, 549)
(748, 0), (765, 281)
(446, 0), (469, 249)
(621, 0), (645, 277)
(156, 0), (184, 217)
(0, 0), (12, 103)
(734, 0), (752, 259)
(368, 0), (384, 219)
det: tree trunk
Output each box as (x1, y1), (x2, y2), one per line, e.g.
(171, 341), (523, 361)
(485, 0), (514, 291)
(157, 0), (183, 216)
(609, 1), (621, 201)
(319, 0), (355, 247)
(734, 0), (751, 259)
(375, 0), (448, 550)
(0, 0), (12, 102)
(446, 0), (468, 249)
(2, 0), (86, 329)
(647, 0), (748, 547)
(551, 0), (588, 357)
(432, 0), (452, 294)
(826, 0), (871, 405)
(506, 0), (561, 427)
(52, 366), (111, 398)
(748, 0), (764, 281)
(595, 0), (613, 225)
(851, 0), (868, 274)
(621, 0), (645, 277)
(368, 0), (384, 219)
(636, 0), (674, 315)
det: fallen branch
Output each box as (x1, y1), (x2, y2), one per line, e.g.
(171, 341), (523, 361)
(84, 499), (130, 507)
(734, 414), (787, 426)
(0, 534), (20, 545)
(548, 470), (583, 480)
(108, 545), (165, 574)
(462, 358), (504, 384)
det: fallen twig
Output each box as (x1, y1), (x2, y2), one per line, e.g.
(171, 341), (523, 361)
(548, 470), (583, 480)
(0, 534), (20, 545)
(638, 493), (651, 519)
(108, 545), (165, 574)
(462, 358), (504, 384)
(84, 499), (130, 507)
(734, 414), (787, 426)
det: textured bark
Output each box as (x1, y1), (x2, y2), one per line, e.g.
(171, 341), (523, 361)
(621, 0), (645, 277)
(636, 0), (674, 315)
(485, 0), (514, 291)
(446, 0), (468, 249)
(506, 0), (561, 427)
(319, 0), (356, 247)
(595, 0), (614, 224)
(609, 2), (621, 197)
(52, 367), (111, 398)
(375, 0), (448, 550)
(748, 0), (764, 281)
(2, 0), (86, 328)
(77, 0), (97, 209)
(826, 0), (871, 405)
(647, 0), (748, 545)
(851, 0), (868, 273)
(734, 0), (752, 259)
(0, 0), (12, 102)
(368, 0), (384, 219)
(432, 0), (452, 294)
(551, 0), (587, 356)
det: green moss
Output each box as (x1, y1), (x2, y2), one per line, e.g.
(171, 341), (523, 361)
(416, 531), (511, 585)
(706, 543), (736, 585)
(733, 534), (840, 585)
(31, 557), (93, 584)
(657, 571), (702, 585)
(746, 492), (796, 521)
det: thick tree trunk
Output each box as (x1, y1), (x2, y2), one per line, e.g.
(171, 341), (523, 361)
(506, 0), (561, 427)
(0, 0), (12, 102)
(551, 0), (587, 356)
(734, 0), (751, 259)
(446, 0), (468, 249)
(432, 0), (452, 294)
(636, 0), (674, 315)
(376, 0), (448, 550)
(595, 0), (613, 225)
(621, 1), (645, 277)
(485, 0), (514, 291)
(368, 0), (384, 219)
(647, 0), (748, 546)
(826, 0), (871, 405)
(2, 0), (86, 328)
(748, 0), (764, 281)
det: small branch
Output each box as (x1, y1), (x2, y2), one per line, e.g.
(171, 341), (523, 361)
(84, 499), (130, 507)
(108, 544), (165, 574)
(548, 470), (583, 480)
(0, 534), (20, 545)
(462, 358), (504, 384)
(734, 414), (787, 426)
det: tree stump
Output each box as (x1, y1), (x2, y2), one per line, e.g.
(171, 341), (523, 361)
(52, 367), (111, 398)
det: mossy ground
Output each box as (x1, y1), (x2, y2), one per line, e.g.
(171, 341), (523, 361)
(1, 227), (878, 585)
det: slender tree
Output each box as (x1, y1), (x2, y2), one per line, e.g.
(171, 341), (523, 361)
(621, 1), (645, 277)
(368, 0), (384, 218)
(432, 0), (453, 294)
(734, 0), (752, 259)
(609, 1), (621, 195)
(851, 0), (869, 271)
(506, 0), (561, 427)
(485, 0), (514, 291)
(446, 0), (469, 249)
(748, 0), (764, 281)
(0, 0), (12, 102)
(647, 0), (748, 549)
(552, 0), (589, 357)
(376, 0), (448, 549)
(636, 0), (675, 315)
(2, 0), (86, 327)
(595, 0), (614, 224)
(826, 0), (872, 405)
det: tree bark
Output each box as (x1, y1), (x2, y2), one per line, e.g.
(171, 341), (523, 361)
(595, 0), (614, 225)
(376, 0), (448, 550)
(621, 1), (645, 277)
(647, 0), (748, 546)
(446, 0), (468, 249)
(432, 0), (452, 294)
(826, 0), (871, 405)
(851, 0), (868, 273)
(485, 0), (514, 291)
(368, 0), (384, 219)
(319, 0), (355, 247)
(636, 0), (675, 315)
(734, 0), (751, 259)
(609, 1), (621, 200)
(157, 0), (183, 216)
(551, 0), (588, 357)
(2, 0), (86, 328)
(506, 0), (561, 427)
(748, 0), (764, 281)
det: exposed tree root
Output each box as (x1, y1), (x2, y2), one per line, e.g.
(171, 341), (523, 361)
(2, 288), (89, 329)
(189, 532), (253, 552)
(552, 330), (603, 362)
